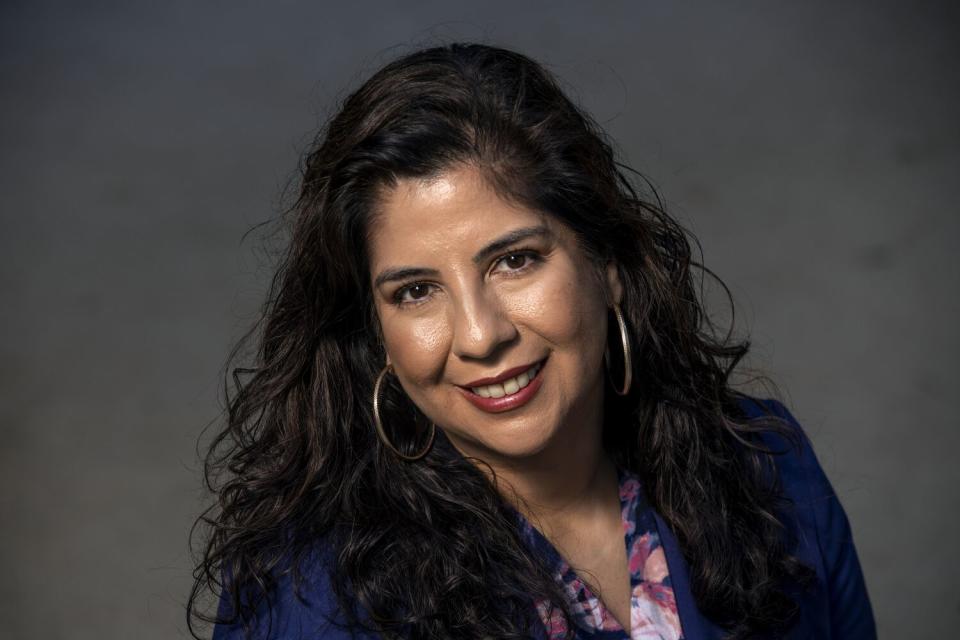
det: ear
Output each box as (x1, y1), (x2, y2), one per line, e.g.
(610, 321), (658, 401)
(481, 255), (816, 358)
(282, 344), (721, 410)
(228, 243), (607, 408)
(604, 260), (624, 306)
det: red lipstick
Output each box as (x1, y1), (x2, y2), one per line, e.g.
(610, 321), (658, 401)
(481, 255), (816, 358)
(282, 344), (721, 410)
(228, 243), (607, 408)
(456, 358), (546, 414)
(461, 360), (543, 388)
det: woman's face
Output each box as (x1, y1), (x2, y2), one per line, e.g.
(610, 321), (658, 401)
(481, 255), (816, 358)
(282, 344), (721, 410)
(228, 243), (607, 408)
(367, 165), (622, 464)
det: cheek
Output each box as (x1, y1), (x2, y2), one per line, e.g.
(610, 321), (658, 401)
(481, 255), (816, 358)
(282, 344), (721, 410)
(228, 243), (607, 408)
(505, 266), (607, 352)
(381, 312), (451, 384)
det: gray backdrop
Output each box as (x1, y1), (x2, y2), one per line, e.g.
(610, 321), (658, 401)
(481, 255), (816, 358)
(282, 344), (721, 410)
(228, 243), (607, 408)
(2, 1), (957, 638)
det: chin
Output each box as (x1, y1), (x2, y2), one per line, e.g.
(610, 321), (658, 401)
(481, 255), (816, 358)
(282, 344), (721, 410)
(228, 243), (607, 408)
(489, 439), (550, 460)
(466, 421), (558, 461)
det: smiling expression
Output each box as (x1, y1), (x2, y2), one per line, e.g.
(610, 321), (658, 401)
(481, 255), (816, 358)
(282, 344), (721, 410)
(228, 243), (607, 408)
(367, 164), (622, 465)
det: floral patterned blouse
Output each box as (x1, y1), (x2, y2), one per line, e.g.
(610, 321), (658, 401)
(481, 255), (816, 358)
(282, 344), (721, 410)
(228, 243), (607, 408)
(513, 467), (685, 640)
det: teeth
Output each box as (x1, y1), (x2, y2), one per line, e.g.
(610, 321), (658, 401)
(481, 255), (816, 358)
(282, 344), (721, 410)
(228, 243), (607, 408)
(471, 362), (541, 399)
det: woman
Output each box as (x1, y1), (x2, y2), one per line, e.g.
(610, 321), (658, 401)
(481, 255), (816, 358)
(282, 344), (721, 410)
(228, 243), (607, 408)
(188, 43), (876, 639)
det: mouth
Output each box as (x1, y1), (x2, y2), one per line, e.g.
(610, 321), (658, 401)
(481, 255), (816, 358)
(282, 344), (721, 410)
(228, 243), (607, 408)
(456, 357), (547, 413)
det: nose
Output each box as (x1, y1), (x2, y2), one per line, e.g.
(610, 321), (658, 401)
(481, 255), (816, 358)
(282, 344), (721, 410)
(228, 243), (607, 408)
(450, 287), (518, 361)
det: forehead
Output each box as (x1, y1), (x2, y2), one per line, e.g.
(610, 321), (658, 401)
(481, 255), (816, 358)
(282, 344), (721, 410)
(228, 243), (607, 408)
(367, 165), (548, 266)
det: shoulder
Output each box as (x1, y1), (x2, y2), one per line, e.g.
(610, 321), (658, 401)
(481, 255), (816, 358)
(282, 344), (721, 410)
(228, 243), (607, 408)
(734, 395), (856, 521)
(733, 394), (858, 562)
(212, 540), (379, 640)
(734, 394), (877, 639)
(734, 395), (821, 498)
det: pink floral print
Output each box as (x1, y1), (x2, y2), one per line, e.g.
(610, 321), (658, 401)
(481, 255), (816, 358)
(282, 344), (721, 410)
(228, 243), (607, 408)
(517, 469), (684, 640)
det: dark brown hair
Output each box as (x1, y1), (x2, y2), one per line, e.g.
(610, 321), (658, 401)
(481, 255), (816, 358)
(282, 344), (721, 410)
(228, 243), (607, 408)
(189, 42), (814, 639)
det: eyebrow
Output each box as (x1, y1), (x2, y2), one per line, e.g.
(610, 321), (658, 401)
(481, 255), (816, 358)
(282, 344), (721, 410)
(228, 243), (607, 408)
(373, 225), (552, 289)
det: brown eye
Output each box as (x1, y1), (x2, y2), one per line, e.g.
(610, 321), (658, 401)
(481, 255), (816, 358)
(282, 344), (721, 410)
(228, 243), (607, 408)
(503, 254), (527, 269)
(394, 282), (435, 306)
(494, 252), (534, 273)
(407, 284), (430, 299)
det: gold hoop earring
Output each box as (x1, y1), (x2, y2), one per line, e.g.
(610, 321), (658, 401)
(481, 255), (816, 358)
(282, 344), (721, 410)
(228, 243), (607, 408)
(605, 303), (633, 396)
(372, 364), (436, 461)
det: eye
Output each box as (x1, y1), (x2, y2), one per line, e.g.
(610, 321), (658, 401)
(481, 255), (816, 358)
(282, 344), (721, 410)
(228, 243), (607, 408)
(393, 283), (434, 305)
(492, 250), (538, 273)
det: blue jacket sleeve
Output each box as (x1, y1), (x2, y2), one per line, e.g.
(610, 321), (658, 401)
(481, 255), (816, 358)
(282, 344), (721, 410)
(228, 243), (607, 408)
(763, 398), (877, 639)
(211, 545), (379, 640)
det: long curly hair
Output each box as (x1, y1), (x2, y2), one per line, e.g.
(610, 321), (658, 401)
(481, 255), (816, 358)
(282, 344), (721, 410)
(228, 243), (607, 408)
(188, 42), (815, 640)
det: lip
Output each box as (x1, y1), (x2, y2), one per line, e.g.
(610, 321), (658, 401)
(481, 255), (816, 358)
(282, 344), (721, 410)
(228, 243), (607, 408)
(456, 358), (546, 414)
(460, 359), (545, 388)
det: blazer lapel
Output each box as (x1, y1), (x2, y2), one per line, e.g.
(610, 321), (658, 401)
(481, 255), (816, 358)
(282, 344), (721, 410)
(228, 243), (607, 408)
(654, 511), (727, 639)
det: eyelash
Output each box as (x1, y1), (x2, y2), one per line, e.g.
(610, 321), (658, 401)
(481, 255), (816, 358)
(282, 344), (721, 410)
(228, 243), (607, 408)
(391, 247), (543, 307)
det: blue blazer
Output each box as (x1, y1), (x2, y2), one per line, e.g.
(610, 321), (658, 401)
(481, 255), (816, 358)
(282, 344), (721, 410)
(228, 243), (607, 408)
(212, 397), (876, 639)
